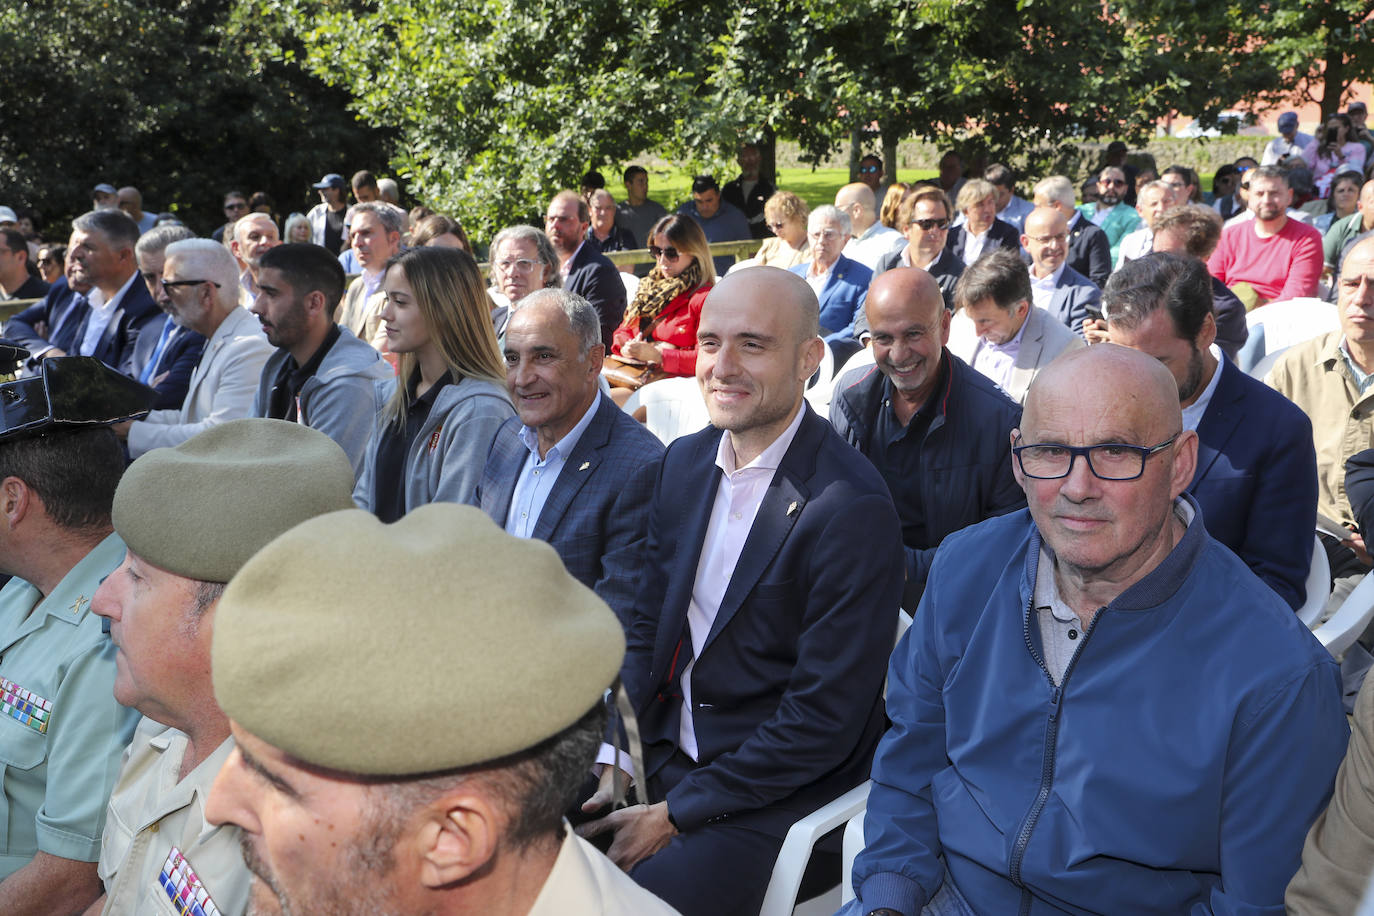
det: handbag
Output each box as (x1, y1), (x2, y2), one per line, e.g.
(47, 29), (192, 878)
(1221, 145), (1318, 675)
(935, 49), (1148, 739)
(601, 354), (669, 390)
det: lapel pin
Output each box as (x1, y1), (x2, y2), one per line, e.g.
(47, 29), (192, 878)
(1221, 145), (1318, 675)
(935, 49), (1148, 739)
(787, 501), (799, 517)
(579, 461), (590, 471)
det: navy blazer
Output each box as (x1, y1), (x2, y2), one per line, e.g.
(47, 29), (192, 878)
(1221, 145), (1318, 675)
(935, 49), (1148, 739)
(1046, 264), (1103, 337)
(788, 255), (873, 341)
(475, 395), (664, 626)
(3, 277), (90, 358)
(128, 318), (209, 410)
(945, 219), (1021, 262)
(1067, 214), (1112, 287)
(1347, 448), (1374, 542)
(1191, 356), (1317, 611)
(69, 274), (162, 375)
(622, 405), (904, 836)
(870, 247), (965, 313)
(566, 244), (627, 349)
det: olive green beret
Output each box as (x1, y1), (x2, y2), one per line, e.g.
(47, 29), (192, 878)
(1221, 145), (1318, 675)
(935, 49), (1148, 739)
(112, 418), (356, 582)
(212, 503), (626, 776)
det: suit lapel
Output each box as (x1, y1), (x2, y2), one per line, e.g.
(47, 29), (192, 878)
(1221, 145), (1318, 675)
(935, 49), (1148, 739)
(1192, 358), (1242, 485)
(653, 432), (723, 672)
(482, 421), (527, 528)
(532, 399), (614, 541)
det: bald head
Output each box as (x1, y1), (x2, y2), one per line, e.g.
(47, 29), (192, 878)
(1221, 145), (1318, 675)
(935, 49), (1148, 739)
(1022, 206), (1068, 275)
(1024, 345), (1182, 441)
(835, 183), (877, 213)
(709, 266), (820, 343)
(866, 266), (945, 326)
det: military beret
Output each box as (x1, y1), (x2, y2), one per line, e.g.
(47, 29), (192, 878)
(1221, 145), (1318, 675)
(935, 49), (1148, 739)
(212, 503), (626, 776)
(112, 418), (355, 582)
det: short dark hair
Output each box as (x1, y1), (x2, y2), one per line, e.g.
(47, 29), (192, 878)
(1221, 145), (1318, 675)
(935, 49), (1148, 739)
(71, 209), (140, 250)
(691, 175), (720, 195)
(1152, 205), (1224, 260)
(249, 191), (275, 212)
(0, 428), (125, 533)
(0, 229), (25, 255)
(953, 248), (1032, 312)
(258, 244), (348, 318)
(223, 190), (247, 203)
(1102, 252), (1213, 342)
(372, 700), (608, 851)
(859, 153), (882, 166)
(1250, 165), (1287, 185)
(351, 170), (378, 191)
(623, 165), (647, 184)
(984, 163), (1015, 189)
(580, 170), (605, 190)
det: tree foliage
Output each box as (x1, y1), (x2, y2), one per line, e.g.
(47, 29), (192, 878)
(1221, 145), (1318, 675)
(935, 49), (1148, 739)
(0, 0), (386, 235)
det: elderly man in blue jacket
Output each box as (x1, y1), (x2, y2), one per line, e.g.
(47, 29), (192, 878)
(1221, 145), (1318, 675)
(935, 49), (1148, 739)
(847, 344), (1348, 916)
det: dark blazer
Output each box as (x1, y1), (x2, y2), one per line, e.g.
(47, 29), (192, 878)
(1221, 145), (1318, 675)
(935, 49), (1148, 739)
(475, 395), (664, 626)
(945, 218), (1021, 262)
(1346, 448), (1374, 542)
(69, 274), (162, 376)
(1045, 264), (1103, 337)
(128, 318), (209, 410)
(829, 352), (1025, 607)
(788, 254), (873, 341)
(565, 243), (628, 349)
(1067, 213), (1112, 287)
(622, 405), (904, 837)
(1191, 356), (1317, 611)
(3, 277), (90, 358)
(871, 247), (965, 311)
(723, 175), (776, 239)
(1210, 277), (1250, 362)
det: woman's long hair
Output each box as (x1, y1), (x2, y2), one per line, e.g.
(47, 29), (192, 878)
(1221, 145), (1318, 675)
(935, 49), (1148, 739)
(383, 246), (507, 426)
(650, 214), (716, 285)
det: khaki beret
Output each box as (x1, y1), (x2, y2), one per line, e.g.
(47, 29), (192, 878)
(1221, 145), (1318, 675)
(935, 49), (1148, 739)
(113, 418), (355, 582)
(212, 503), (626, 776)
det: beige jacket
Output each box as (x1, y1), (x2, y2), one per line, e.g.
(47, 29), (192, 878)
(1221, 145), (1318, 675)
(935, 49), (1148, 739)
(527, 827), (681, 916)
(98, 719), (250, 915)
(1266, 330), (1374, 525)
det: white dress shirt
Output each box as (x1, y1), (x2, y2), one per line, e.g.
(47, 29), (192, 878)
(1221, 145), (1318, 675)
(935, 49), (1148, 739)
(78, 270), (138, 357)
(505, 393), (602, 537)
(1181, 345), (1225, 432)
(961, 228), (989, 266)
(1030, 264), (1065, 311)
(971, 311), (1031, 392)
(805, 261), (834, 300)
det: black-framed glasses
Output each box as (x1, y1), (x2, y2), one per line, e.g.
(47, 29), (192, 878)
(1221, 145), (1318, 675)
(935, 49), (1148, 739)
(160, 278), (221, 293)
(909, 218), (950, 231)
(649, 245), (681, 260)
(1013, 433), (1180, 481)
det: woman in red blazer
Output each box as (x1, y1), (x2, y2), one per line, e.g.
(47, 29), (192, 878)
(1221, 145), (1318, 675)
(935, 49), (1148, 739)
(610, 214), (716, 390)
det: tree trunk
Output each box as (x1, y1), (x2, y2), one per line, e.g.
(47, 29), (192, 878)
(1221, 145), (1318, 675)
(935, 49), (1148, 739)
(1320, 43), (1345, 121)
(758, 124), (778, 187)
(880, 118), (900, 186)
(849, 127), (863, 182)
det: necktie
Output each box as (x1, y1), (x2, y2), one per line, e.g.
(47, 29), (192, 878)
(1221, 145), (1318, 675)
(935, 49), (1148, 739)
(139, 317), (177, 384)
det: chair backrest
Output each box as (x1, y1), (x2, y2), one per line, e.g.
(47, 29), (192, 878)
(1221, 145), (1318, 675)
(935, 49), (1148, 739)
(1313, 570), (1374, 656)
(802, 338), (838, 412)
(634, 375), (710, 445)
(1297, 534), (1331, 627)
(618, 271), (641, 302)
(1244, 298), (1338, 356)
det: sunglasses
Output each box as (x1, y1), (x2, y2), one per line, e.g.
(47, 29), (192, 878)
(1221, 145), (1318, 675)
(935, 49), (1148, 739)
(909, 218), (950, 231)
(224, 202), (248, 212)
(648, 245), (681, 260)
(859, 165), (881, 174)
(1101, 179), (1127, 187)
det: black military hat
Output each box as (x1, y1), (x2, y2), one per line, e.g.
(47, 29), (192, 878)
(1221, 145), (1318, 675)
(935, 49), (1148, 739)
(0, 356), (155, 444)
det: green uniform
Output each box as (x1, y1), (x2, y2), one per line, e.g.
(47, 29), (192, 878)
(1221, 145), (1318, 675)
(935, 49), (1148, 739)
(0, 533), (138, 877)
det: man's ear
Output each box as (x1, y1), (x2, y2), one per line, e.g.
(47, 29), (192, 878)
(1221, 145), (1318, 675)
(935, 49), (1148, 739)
(415, 789), (502, 889)
(302, 289), (328, 320)
(0, 477), (31, 530)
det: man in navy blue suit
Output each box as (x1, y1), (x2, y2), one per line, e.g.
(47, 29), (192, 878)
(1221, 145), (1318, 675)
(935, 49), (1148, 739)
(546, 190), (627, 348)
(577, 267), (904, 916)
(789, 204), (872, 343)
(129, 225), (207, 409)
(1096, 252), (1317, 610)
(65, 210), (162, 380)
(477, 288), (664, 626)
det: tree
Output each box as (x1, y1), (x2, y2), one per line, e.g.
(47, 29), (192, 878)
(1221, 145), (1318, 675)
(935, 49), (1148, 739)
(0, 0), (386, 236)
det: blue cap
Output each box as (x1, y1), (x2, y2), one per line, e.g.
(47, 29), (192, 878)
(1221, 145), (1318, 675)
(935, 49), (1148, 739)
(1277, 112), (1299, 132)
(312, 173), (345, 190)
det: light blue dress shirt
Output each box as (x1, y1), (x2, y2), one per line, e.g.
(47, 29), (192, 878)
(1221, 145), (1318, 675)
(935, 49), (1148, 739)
(504, 392), (603, 538)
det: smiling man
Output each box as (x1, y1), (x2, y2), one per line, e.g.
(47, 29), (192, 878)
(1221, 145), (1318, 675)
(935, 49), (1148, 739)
(846, 344), (1348, 916)
(477, 289), (663, 626)
(250, 244), (390, 477)
(88, 419), (355, 916)
(580, 267), (903, 915)
(831, 266), (1024, 607)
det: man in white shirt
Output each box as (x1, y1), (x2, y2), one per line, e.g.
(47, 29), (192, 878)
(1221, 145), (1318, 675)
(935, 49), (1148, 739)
(1022, 206), (1102, 336)
(1115, 180), (1177, 269)
(336, 202), (403, 348)
(948, 247), (1083, 403)
(985, 163), (1035, 232)
(578, 267), (904, 916)
(836, 183), (904, 271)
(227, 212), (279, 301)
(1262, 112), (1314, 166)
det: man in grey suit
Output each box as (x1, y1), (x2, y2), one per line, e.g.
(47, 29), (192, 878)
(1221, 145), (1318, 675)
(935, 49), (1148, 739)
(476, 288), (663, 626)
(947, 248), (1084, 403)
(1022, 206), (1102, 337)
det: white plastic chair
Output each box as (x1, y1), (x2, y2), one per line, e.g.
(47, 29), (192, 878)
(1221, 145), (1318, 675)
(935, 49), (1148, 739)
(803, 340), (838, 413)
(758, 782), (872, 916)
(1237, 298), (1338, 372)
(620, 376), (710, 444)
(1297, 534), (1331, 628)
(619, 271), (641, 302)
(1314, 571), (1374, 656)
(841, 806), (866, 904)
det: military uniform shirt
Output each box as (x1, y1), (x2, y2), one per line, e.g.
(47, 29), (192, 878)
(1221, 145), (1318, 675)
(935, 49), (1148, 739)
(0, 533), (139, 877)
(527, 825), (682, 915)
(98, 719), (248, 915)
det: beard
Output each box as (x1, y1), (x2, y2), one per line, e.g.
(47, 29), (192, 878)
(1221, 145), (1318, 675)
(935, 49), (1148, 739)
(1177, 346), (1205, 404)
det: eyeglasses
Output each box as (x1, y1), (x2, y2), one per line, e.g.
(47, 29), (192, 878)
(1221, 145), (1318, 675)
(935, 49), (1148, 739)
(224, 202), (248, 213)
(1026, 232), (1068, 244)
(809, 228), (842, 240)
(1100, 178), (1127, 187)
(859, 165), (881, 174)
(649, 245), (681, 260)
(494, 258), (537, 274)
(1013, 433), (1180, 481)
(160, 278), (222, 293)
(767, 220), (788, 231)
(909, 218), (950, 231)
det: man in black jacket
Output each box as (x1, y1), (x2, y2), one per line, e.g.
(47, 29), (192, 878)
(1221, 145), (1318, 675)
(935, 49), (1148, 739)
(830, 267), (1025, 607)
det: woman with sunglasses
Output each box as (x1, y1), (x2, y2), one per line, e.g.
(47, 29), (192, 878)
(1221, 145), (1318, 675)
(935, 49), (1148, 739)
(353, 246), (514, 522)
(607, 214), (715, 400)
(754, 191), (810, 269)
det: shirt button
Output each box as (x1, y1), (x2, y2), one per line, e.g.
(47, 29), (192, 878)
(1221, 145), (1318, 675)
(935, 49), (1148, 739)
(732, 513), (742, 520)
(1068, 629), (1078, 640)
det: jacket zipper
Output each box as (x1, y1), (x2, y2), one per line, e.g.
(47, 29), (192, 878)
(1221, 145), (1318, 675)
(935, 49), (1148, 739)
(1009, 592), (1104, 914)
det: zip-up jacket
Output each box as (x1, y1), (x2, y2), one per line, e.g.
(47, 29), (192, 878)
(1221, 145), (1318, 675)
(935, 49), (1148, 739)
(853, 500), (1348, 915)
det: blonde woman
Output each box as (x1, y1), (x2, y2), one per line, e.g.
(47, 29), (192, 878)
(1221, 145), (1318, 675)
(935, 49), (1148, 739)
(880, 182), (912, 229)
(354, 246), (514, 521)
(754, 191), (810, 268)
